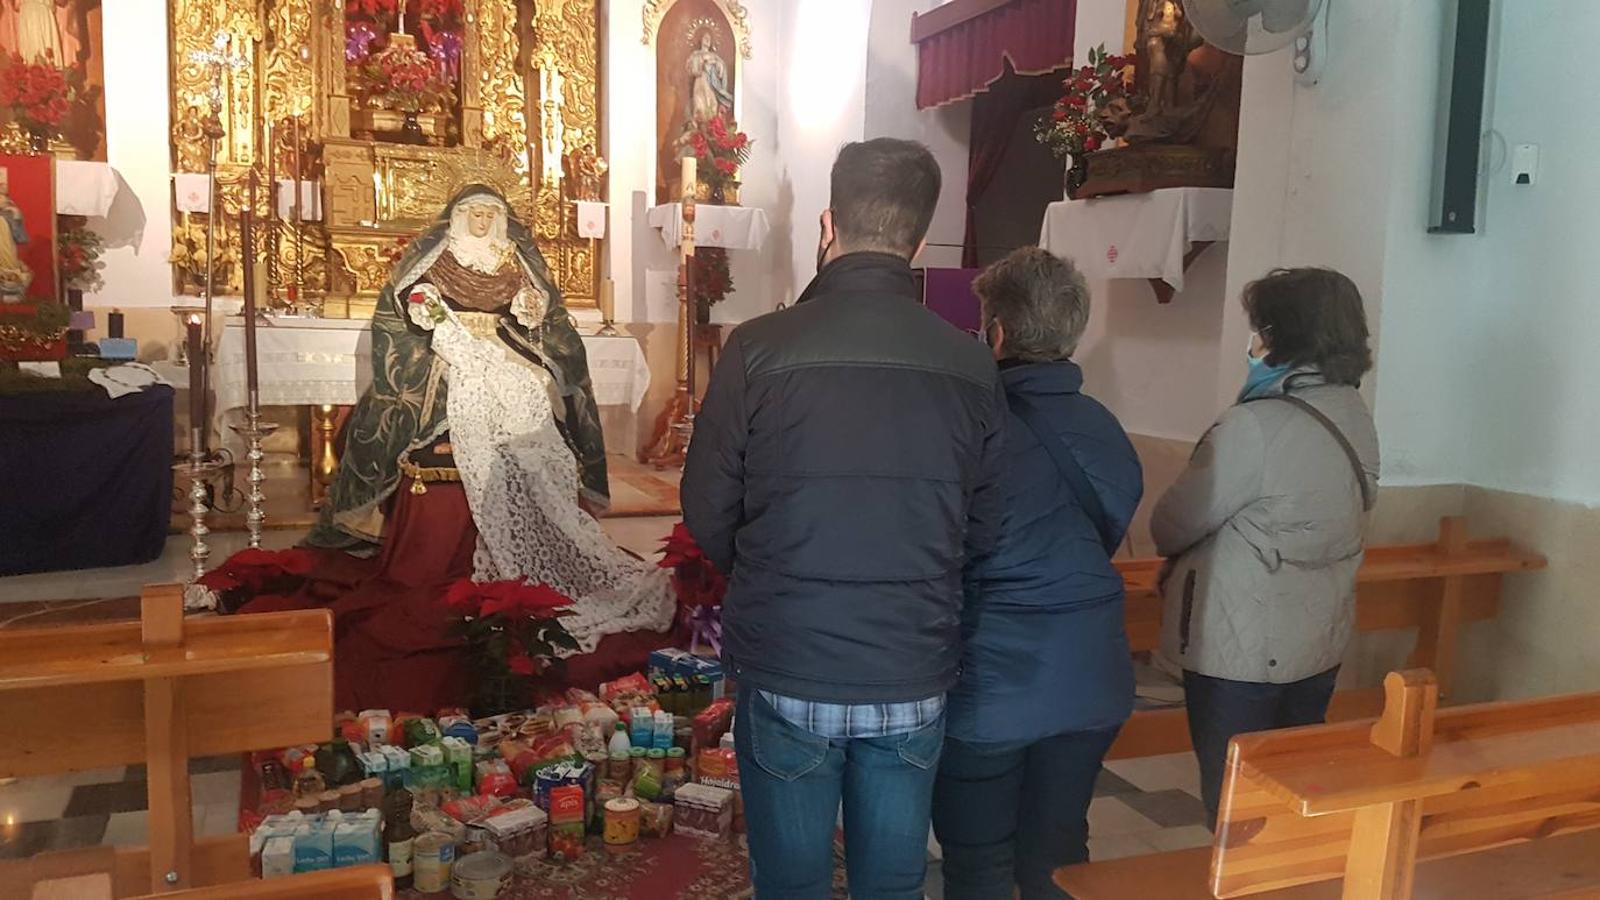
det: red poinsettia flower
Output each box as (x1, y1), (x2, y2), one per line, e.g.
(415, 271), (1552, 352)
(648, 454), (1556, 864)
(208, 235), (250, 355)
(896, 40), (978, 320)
(443, 579), (573, 616)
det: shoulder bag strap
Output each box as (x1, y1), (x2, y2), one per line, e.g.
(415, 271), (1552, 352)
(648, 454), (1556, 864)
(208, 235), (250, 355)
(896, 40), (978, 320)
(1006, 393), (1121, 554)
(1251, 394), (1375, 512)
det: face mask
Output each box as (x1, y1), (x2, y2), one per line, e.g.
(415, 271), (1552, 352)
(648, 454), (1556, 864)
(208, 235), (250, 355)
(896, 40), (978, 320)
(1238, 333), (1291, 402)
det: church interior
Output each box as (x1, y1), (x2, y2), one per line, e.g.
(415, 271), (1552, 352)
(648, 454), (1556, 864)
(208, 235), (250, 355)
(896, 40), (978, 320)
(1, 0), (1597, 897)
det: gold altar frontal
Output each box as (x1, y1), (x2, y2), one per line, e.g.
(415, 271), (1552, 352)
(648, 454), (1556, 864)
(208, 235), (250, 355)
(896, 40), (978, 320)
(168, 0), (604, 318)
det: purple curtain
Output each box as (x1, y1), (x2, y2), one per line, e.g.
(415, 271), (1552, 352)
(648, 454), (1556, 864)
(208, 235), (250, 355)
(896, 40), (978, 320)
(915, 0), (1076, 110)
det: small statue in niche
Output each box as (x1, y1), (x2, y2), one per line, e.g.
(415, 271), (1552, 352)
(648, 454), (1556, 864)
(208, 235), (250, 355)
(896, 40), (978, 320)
(1076, 0), (1241, 196)
(564, 137), (607, 202)
(686, 30), (732, 124)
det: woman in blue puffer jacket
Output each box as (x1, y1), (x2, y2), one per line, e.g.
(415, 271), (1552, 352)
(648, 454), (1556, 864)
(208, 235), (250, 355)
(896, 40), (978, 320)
(932, 247), (1144, 900)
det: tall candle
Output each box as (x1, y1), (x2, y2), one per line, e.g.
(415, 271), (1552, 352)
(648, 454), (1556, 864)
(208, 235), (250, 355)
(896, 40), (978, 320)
(185, 314), (205, 451)
(292, 115), (303, 227)
(240, 205), (259, 410)
(266, 120), (276, 220)
(600, 278), (615, 323)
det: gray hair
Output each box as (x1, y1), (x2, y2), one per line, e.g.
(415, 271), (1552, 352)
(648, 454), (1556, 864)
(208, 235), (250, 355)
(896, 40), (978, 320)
(974, 247), (1091, 362)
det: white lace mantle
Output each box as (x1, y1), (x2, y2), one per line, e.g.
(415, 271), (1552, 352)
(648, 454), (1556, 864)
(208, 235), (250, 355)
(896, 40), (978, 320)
(426, 309), (676, 653)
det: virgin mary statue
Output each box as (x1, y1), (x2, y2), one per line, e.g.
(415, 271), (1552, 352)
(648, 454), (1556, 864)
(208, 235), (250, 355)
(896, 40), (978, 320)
(305, 185), (675, 653)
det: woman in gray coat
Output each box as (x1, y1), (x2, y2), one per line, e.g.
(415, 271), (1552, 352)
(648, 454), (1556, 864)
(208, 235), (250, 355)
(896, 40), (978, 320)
(1152, 268), (1380, 827)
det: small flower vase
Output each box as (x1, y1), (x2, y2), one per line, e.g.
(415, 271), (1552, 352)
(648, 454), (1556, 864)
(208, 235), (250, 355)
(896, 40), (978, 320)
(400, 111), (426, 145)
(27, 125), (49, 155)
(1064, 153), (1089, 200)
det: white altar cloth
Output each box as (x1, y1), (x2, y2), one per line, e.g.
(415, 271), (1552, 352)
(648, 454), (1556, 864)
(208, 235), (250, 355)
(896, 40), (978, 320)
(647, 203), (770, 250)
(1039, 187), (1231, 292)
(53, 160), (144, 249)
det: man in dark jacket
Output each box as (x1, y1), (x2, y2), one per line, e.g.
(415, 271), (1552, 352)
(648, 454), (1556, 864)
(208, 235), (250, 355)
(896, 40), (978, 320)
(683, 138), (1006, 899)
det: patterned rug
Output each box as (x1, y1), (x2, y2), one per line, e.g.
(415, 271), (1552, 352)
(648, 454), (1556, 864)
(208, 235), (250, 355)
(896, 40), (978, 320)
(400, 834), (848, 900)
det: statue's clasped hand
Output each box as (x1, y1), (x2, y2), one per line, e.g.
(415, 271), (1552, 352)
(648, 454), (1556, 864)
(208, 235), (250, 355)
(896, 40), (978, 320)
(406, 284), (449, 331)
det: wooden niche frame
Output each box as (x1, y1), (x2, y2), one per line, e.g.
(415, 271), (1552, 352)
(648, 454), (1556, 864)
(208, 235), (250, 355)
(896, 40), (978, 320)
(644, 0), (750, 206)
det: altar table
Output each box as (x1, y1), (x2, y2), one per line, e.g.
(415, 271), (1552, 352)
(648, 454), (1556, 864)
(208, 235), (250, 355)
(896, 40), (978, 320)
(646, 203), (771, 250)
(0, 384), (174, 575)
(1039, 187), (1231, 294)
(211, 318), (651, 475)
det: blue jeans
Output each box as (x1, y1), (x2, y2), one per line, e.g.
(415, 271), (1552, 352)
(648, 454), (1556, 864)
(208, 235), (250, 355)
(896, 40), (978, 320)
(1184, 666), (1339, 828)
(931, 728), (1120, 900)
(734, 689), (945, 900)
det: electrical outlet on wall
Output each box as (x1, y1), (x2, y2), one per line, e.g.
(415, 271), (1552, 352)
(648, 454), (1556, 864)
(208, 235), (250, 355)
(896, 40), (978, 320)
(1511, 144), (1539, 186)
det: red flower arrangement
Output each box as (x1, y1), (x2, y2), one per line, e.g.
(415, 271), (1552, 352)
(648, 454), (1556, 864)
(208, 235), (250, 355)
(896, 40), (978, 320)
(416, 0), (463, 16)
(59, 225), (105, 292)
(344, 0), (399, 16)
(355, 43), (454, 113)
(0, 54), (74, 136)
(1034, 44), (1133, 160)
(687, 114), (752, 192)
(445, 579), (578, 713)
(690, 246), (734, 317)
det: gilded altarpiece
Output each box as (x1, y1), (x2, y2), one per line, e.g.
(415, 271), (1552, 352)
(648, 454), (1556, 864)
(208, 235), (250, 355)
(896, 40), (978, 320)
(167, 0), (602, 317)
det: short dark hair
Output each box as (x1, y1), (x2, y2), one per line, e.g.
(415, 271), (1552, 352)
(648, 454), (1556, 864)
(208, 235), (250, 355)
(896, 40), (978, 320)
(974, 248), (1091, 362)
(1243, 267), (1373, 386)
(829, 138), (941, 257)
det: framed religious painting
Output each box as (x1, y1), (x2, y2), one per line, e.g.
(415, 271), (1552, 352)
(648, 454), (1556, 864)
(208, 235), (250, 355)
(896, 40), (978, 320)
(649, 0), (750, 205)
(0, 154), (63, 359)
(0, 0), (108, 160)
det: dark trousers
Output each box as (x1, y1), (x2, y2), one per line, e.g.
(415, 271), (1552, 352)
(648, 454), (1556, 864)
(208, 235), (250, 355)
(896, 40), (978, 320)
(931, 727), (1120, 900)
(1183, 666), (1340, 828)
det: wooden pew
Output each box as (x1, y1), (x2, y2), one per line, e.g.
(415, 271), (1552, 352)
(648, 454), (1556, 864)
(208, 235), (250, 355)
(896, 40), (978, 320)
(1056, 669), (1600, 899)
(1109, 517), (1546, 759)
(128, 865), (394, 900)
(0, 585), (335, 897)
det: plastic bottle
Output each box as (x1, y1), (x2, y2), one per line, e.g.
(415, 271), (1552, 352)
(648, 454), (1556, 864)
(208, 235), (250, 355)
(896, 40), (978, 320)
(653, 710), (674, 750)
(384, 788), (417, 889)
(608, 721), (632, 757)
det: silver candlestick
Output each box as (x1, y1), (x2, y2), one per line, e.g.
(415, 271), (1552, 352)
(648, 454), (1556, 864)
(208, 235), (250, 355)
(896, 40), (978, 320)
(175, 433), (225, 581)
(229, 411), (279, 549)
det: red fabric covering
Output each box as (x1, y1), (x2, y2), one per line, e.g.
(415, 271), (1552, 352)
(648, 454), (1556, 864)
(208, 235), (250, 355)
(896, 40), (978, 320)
(235, 475), (681, 712)
(914, 0), (1076, 109)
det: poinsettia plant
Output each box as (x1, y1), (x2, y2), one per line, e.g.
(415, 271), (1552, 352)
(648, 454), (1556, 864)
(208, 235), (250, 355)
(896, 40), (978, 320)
(0, 54), (74, 137)
(690, 246), (733, 318)
(445, 579), (578, 714)
(658, 523), (725, 655)
(1034, 44), (1133, 160)
(687, 114), (752, 191)
(60, 225), (105, 293)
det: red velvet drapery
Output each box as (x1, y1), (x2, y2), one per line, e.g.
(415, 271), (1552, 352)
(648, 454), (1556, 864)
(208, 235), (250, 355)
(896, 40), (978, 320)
(913, 0), (1077, 110)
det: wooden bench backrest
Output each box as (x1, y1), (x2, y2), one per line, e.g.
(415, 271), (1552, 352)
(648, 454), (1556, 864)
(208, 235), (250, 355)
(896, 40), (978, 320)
(1212, 672), (1600, 898)
(127, 865), (394, 900)
(0, 586), (334, 896)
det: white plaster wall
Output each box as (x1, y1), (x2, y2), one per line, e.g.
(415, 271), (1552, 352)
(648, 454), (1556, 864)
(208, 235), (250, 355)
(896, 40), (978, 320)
(771, 0), (872, 304)
(1226, 0), (1600, 506)
(865, 0), (970, 270)
(85, 0), (177, 310)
